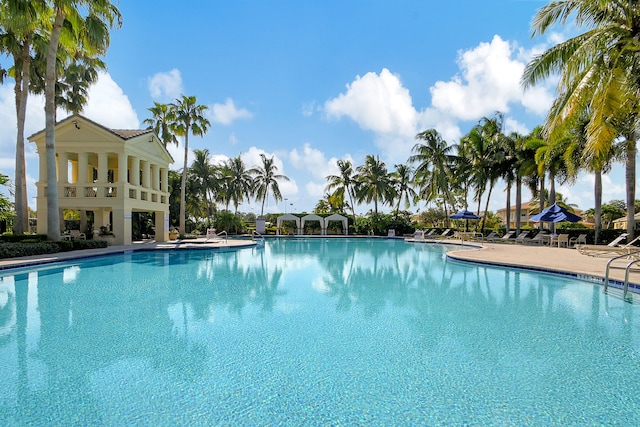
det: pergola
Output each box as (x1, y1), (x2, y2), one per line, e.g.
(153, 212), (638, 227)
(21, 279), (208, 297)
(276, 213), (301, 235)
(324, 213), (348, 235)
(301, 214), (325, 235)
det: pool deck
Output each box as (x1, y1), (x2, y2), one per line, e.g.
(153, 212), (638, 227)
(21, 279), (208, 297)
(0, 236), (638, 291)
(437, 238), (640, 290)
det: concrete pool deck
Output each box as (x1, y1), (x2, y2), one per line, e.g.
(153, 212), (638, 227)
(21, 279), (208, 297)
(0, 236), (638, 292)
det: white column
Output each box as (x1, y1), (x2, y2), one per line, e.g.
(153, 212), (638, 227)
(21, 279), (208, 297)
(161, 168), (168, 192)
(58, 152), (69, 183)
(131, 157), (140, 186)
(78, 152), (88, 184)
(141, 160), (150, 189)
(117, 153), (127, 182)
(150, 164), (159, 190)
(97, 152), (108, 183)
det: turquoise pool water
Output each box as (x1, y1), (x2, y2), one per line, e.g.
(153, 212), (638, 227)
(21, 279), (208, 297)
(1, 238), (639, 425)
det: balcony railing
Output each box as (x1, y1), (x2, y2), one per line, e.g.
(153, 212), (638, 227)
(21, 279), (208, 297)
(54, 183), (168, 206)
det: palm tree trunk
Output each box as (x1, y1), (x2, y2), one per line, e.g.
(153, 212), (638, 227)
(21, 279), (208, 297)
(482, 182), (494, 234)
(625, 138), (636, 240)
(14, 40), (31, 234)
(45, 8), (65, 241)
(594, 168), (602, 245)
(505, 181), (511, 234)
(515, 178), (522, 235)
(180, 126), (190, 234)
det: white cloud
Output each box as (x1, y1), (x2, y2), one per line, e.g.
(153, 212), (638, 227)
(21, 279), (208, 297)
(148, 69), (183, 101)
(306, 181), (325, 197)
(430, 35), (526, 121)
(209, 98), (252, 125)
(83, 72), (139, 129)
(302, 101), (316, 117)
(324, 68), (418, 138)
(288, 143), (341, 180)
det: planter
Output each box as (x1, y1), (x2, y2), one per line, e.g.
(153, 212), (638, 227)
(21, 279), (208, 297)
(99, 234), (115, 246)
(169, 231), (179, 241)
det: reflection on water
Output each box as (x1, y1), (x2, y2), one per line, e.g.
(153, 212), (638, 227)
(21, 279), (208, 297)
(0, 239), (639, 425)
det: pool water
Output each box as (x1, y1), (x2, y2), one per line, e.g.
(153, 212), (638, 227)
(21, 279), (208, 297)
(1, 238), (640, 425)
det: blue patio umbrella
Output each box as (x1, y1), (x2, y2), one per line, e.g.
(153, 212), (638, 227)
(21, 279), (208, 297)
(451, 209), (481, 231)
(529, 203), (581, 223)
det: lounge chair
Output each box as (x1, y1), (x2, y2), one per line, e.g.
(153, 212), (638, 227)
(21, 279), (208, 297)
(486, 230), (515, 243)
(575, 233), (640, 257)
(514, 231), (531, 244)
(511, 231), (530, 244)
(431, 228), (452, 239)
(569, 233), (587, 247)
(523, 231), (547, 245)
(484, 231), (499, 241)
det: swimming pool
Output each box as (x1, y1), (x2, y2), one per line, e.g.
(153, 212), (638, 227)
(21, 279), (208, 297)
(1, 238), (639, 425)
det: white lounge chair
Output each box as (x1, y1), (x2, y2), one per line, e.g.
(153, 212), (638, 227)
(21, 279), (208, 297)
(487, 230), (515, 243)
(523, 231), (547, 245)
(557, 233), (570, 248)
(575, 233), (640, 257)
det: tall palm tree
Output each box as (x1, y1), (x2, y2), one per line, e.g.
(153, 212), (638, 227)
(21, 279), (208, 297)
(461, 114), (505, 231)
(0, 0), (46, 234)
(43, 0), (121, 241)
(252, 154), (289, 216)
(170, 94), (210, 234)
(409, 129), (456, 225)
(224, 154), (254, 215)
(190, 149), (217, 223)
(390, 164), (416, 219)
(325, 159), (358, 222)
(143, 102), (178, 147)
(355, 155), (394, 216)
(522, 0), (640, 239)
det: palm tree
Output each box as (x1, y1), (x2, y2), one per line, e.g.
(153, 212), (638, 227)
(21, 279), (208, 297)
(409, 129), (456, 225)
(390, 164), (416, 219)
(325, 159), (358, 222)
(143, 102), (178, 147)
(522, 0), (640, 239)
(0, 0), (46, 234)
(224, 154), (254, 215)
(170, 94), (210, 234)
(43, 0), (121, 241)
(190, 149), (217, 223)
(252, 154), (289, 216)
(461, 114), (505, 231)
(354, 155), (394, 216)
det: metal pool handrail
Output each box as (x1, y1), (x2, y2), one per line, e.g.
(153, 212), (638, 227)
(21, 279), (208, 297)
(604, 249), (640, 292)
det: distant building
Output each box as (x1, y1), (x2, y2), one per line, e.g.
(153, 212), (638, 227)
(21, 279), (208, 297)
(28, 114), (174, 245)
(495, 201), (536, 228)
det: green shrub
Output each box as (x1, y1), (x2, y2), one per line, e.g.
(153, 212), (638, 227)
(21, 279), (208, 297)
(72, 239), (108, 250)
(0, 242), (61, 259)
(0, 233), (48, 243)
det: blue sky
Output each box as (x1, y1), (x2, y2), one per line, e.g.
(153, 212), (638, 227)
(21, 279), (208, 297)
(0, 0), (628, 215)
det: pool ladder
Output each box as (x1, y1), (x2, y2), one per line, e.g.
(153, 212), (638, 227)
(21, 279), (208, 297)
(251, 230), (265, 245)
(603, 249), (640, 298)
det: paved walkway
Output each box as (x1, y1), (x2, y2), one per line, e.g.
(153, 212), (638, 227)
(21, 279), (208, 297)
(0, 236), (638, 291)
(436, 238), (640, 289)
(0, 238), (257, 271)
